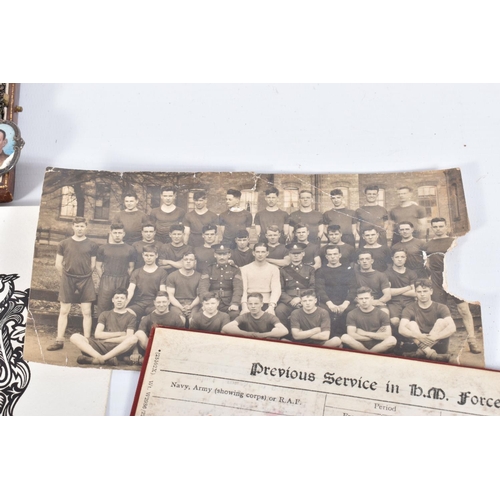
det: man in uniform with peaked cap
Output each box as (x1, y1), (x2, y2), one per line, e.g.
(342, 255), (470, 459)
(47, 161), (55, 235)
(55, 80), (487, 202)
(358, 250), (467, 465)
(198, 243), (243, 320)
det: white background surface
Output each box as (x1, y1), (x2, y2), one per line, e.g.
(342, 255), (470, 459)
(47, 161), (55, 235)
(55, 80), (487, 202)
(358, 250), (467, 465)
(4, 3), (500, 497)
(12, 84), (500, 414)
(10, 83), (500, 411)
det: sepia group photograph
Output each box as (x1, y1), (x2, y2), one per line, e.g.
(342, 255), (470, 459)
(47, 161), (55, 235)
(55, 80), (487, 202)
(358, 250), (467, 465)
(25, 166), (484, 371)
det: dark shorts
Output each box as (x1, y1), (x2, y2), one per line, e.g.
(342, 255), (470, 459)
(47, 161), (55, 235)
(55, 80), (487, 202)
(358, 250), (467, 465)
(432, 287), (463, 306)
(127, 301), (154, 321)
(97, 274), (130, 315)
(360, 339), (381, 350)
(59, 273), (96, 304)
(388, 302), (411, 320)
(397, 335), (450, 355)
(85, 338), (134, 356)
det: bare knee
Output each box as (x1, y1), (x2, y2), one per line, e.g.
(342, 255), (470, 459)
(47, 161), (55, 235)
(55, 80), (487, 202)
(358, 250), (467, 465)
(59, 303), (71, 316)
(70, 333), (86, 345)
(135, 331), (149, 349)
(80, 303), (92, 317)
(390, 317), (400, 327)
(125, 335), (138, 348)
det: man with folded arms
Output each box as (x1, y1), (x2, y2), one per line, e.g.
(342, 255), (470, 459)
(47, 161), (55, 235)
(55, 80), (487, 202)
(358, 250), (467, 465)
(189, 292), (231, 333)
(166, 251), (201, 323)
(398, 278), (456, 362)
(71, 288), (138, 366)
(341, 287), (396, 354)
(290, 289), (341, 348)
(222, 292), (288, 339)
(132, 290), (185, 364)
(126, 244), (168, 322)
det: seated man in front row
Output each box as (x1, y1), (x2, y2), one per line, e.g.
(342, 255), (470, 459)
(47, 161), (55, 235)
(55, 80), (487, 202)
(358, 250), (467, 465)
(132, 290), (185, 364)
(398, 279), (456, 362)
(222, 292), (288, 340)
(190, 292), (231, 333)
(71, 288), (138, 366)
(290, 289), (341, 348)
(341, 287), (396, 354)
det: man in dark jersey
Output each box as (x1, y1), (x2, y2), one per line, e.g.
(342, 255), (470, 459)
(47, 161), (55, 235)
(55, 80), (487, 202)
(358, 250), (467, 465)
(190, 292), (231, 333)
(341, 287), (396, 353)
(95, 223), (136, 317)
(275, 242), (315, 329)
(356, 185), (389, 247)
(322, 189), (358, 247)
(358, 226), (391, 272)
(391, 221), (427, 278)
(290, 289), (341, 348)
(389, 186), (427, 244)
(158, 224), (193, 275)
(254, 187), (290, 243)
(48, 217), (99, 352)
(126, 244), (168, 322)
(230, 229), (254, 267)
(166, 251), (201, 324)
(264, 225), (291, 268)
(183, 190), (219, 248)
(293, 224), (321, 270)
(112, 192), (149, 244)
(425, 217), (481, 354)
(198, 243), (242, 320)
(384, 248), (417, 351)
(399, 279), (456, 362)
(149, 186), (186, 244)
(354, 250), (391, 316)
(132, 223), (157, 269)
(222, 292), (288, 340)
(319, 225), (356, 267)
(316, 245), (357, 337)
(218, 189), (253, 247)
(132, 291), (185, 364)
(70, 288), (138, 366)
(288, 190), (324, 242)
(193, 224), (217, 274)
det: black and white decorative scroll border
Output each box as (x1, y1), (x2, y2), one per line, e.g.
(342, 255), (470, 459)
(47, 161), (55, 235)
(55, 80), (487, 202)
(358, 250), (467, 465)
(0, 275), (30, 416)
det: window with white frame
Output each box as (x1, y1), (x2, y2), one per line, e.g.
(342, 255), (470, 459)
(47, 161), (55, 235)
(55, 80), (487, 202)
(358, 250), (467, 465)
(283, 188), (299, 213)
(60, 186), (77, 218)
(240, 189), (258, 220)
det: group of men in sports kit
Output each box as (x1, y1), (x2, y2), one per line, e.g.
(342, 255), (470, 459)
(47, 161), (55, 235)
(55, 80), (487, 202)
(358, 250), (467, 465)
(47, 183), (481, 366)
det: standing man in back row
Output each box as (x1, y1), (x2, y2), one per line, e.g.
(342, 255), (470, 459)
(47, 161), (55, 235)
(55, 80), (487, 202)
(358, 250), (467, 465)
(183, 190), (219, 248)
(254, 187), (290, 243)
(323, 189), (358, 247)
(288, 190), (324, 243)
(149, 186), (186, 244)
(356, 185), (389, 247)
(112, 192), (150, 245)
(389, 186), (427, 244)
(218, 189), (253, 247)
